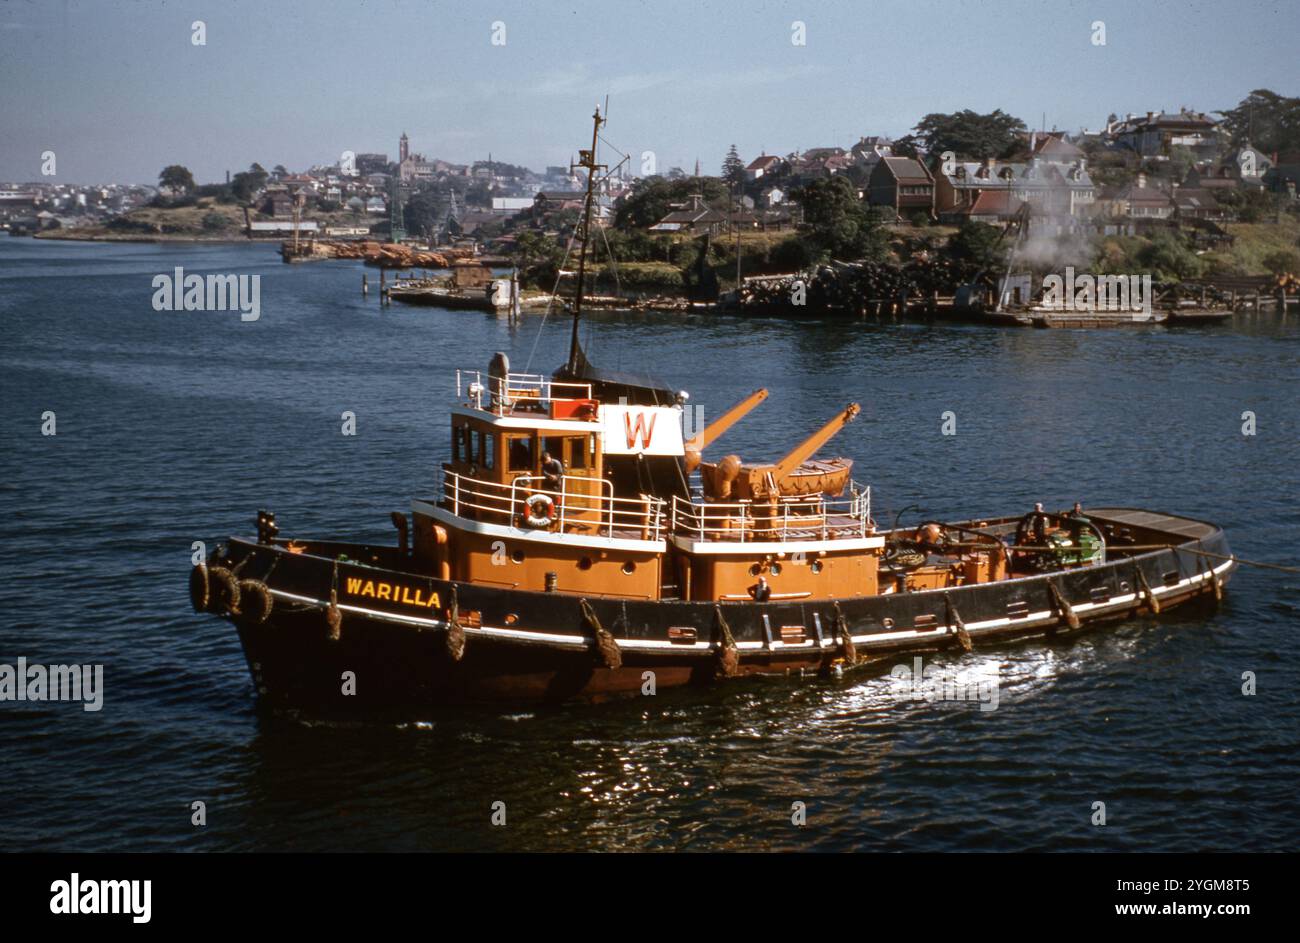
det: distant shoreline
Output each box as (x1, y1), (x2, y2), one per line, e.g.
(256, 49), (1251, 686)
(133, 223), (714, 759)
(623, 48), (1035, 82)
(28, 231), (271, 245)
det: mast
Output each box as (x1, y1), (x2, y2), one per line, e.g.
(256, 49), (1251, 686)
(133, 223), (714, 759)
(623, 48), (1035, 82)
(567, 106), (606, 374)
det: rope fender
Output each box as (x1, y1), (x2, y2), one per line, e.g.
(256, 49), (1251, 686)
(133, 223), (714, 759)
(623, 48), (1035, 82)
(445, 585), (466, 662)
(325, 559), (342, 640)
(833, 601), (856, 664)
(713, 606), (739, 678)
(1047, 581), (1081, 631)
(580, 598), (621, 670)
(189, 563), (210, 613)
(209, 566), (240, 616)
(944, 594), (973, 652)
(1200, 553), (1224, 601)
(1134, 566), (1161, 614)
(237, 579), (273, 626)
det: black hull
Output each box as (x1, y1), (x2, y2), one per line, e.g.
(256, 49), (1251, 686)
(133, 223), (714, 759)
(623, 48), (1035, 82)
(202, 508), (1235, 708)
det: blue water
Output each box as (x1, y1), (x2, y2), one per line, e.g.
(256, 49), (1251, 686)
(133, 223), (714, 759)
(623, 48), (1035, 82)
(1, 238), (1297, 851)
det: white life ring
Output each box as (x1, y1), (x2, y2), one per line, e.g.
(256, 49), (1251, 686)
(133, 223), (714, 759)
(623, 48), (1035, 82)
(524, 493), (555, 528)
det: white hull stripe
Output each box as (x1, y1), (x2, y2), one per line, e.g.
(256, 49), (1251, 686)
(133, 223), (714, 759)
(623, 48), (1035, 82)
(262, 557), (1234, 656)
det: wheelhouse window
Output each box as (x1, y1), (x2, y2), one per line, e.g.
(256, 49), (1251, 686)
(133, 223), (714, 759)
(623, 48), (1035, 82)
(542, 436), (565, 468)
(472, 428), (494, 470)
(508, 434), (534, 472)
(568, 434), (592, 470)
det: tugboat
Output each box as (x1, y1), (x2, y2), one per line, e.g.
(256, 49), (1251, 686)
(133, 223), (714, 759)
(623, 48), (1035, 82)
(189, 108), (1237, 707)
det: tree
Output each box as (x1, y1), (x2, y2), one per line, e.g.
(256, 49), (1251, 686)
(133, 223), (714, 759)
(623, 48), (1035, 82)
(514, 229), (567, 288)
(792, 176), (887, 261)
(158, 165), (195, 195)
(273, 165), (288, 179)
(405, 187), (451, 239)
(1262, 248), (1300, 277)
(908, 109), (1027, 159)
(1216, 187), (1281, 223)
(229, 163), (269, 203)
(946, 221), (1005, 276)
(722, 145), (745, 185)
(1219, 89), (1300, 154)
(614, 176), (728, 229)
(1165, 145), (1196, 183)
(1135, 230), (1206, 282)
(892, 135), (921, 159)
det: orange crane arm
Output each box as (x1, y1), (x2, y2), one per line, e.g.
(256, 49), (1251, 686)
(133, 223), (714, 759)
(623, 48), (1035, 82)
(686, 388), (768, 451)
(771, 403), (860, 483)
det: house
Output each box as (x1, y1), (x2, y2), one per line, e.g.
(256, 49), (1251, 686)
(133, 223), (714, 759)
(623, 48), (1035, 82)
(802, 147), (848, 162)
(1264, 159), (1300, 199)
(758, 185), (786, 207)
(744, 153), (785, 181)
(1106, 109), (1221, 158)
(1184, 144), (1273, 192)
(950, 188), (1024, 224)
(260, 189), (296, 218)
(451, 211), (501, 237)
(867, 157), (935, 218)
(490, 196), (535, 215)
(1171, 187), (1228, 221)
(365, 196), (387, 214)
(850, 136), (893, 168)
(648, 195), (727, 235)
(533, 191), (586, 213)
(399, 155), (439, 183)
(1184, 164), (1243, 191)
(934, 156), (1094, 222)
(790, 148), (852, 180)
(1096, 174), (1174, 220)
(355, 153), (389, 176)
(1029, 134), (1085, 162)
(1222, 144), (1273, 187)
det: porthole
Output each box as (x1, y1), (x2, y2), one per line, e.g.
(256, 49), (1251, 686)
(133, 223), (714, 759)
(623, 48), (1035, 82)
(578, 556), (593, 571)
(504, 613), (519, 625)
(769, 562), (782, 576)
(511, 548), (525, 564)
(749, 563), (762, 577)
(621, 561), (636, 575)
(810, 560), (824, 574)
(882, 617), (895, 629)
(1119, 580), (1131, 592)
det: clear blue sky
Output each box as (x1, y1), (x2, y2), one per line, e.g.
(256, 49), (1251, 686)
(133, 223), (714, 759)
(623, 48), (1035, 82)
(1, 0), (1296, 184)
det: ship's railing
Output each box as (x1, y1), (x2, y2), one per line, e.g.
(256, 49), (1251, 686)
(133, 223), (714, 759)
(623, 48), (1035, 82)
(456, 370), (594, 416)
(441, 470), (666, 541)
(670, 484), (872, 543)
